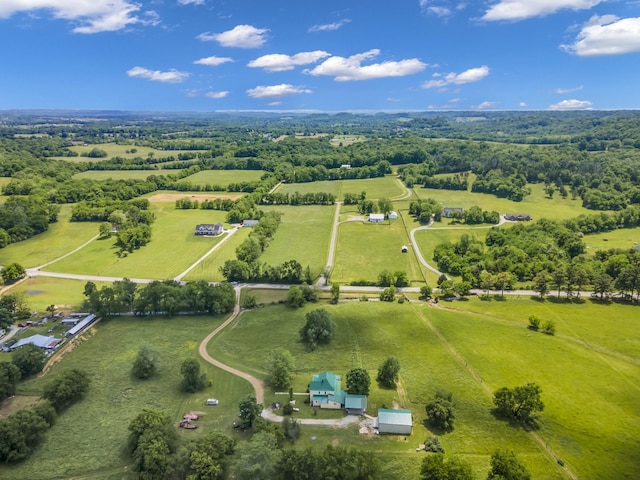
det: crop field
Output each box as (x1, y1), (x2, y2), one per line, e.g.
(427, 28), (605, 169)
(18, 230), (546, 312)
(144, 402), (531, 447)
(177, 169), (265, 187)
(332, 218), (427, 285)
(53, 143), (207, 162)
(182, 227), (251, 282)
(0, 315), (253, 480)
(207, 302), (566, 479)
(259, 205), (335, 278)
(277, 175), (405, 200)
(429, 298), (640, 480)
(43, 205), (230, 279)
(0, 205), (98, 268)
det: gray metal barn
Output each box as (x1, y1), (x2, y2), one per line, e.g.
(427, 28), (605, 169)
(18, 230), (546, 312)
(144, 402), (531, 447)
(377, 409), (412, 435)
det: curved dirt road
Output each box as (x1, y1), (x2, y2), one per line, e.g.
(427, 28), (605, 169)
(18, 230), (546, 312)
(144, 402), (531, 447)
(198, 287), (266, 404)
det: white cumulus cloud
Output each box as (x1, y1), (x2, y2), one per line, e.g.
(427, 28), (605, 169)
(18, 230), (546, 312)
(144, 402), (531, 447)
(482, 0), (604, 22)
(554, 85), (583, 94)
(305, 49), (426, 81)
(248, 51), (331, 72)
(548, 99), (593, 110)
(246, 84), (312, 99)
(422, 65), (490, 89)
(0, 0), (152, 33)
(194, 56), (234, 66)
(473, 101), (498, 110)
(127, 66), (189, 83)
(178, 0), (205, 5)
(197, 25), (268, 48)
(205, 91), (229, 99)
(561, 15), (640, 56)
(308, 19), (350, 32)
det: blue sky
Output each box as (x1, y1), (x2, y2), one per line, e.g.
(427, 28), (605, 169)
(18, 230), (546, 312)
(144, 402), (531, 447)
(1, 0), (639, 112)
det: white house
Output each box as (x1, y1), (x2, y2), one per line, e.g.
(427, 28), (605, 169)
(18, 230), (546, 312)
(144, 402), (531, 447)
(369, 213), (385, 223)
(388, 211), (398, 220)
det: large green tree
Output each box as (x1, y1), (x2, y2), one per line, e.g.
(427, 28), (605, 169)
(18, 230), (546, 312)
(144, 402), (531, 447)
(233, 431), (281, 480)
(42, 368), (90, 411)
(425, 392), (455, 431)
(267, 348), (295, 390)
(0, 362), (21, 402)
(345, 367), (371, 396)
(299, 308), (335, 350)
(376, 357), (400, 388)
(487, 449), (531, 480)
(12, 344), (46, 377)
(493, 383), (544, 423)
(238, 395), (263, 428)
(1, 262), (26, 284)
(420, 454), (474, 480)
(180, 359), (207, 393)
(132, 346), (158, 380)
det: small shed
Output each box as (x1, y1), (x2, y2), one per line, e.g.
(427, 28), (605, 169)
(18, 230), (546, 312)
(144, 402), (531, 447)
(377, 409), (413, 435)
(401, 245), (408, 253)
(369, 213), (385, 223)
(241, 219), (259, 227)
(388, 211), (398, 220)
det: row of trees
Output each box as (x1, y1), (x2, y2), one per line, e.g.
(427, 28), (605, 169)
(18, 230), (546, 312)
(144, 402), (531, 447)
(83, 279), (236, 316)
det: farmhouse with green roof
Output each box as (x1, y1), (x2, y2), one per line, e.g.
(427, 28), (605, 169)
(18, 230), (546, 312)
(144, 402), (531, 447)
(309, 371), (367, 414)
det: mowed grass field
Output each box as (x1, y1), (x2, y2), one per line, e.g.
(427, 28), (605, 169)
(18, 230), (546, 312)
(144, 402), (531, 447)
(429, 297), (640, 480)
(259, 205), (335, 278)
(177, 169), (265, 187)
(43, 204), (231, 279)
(183, 227), (251, 282)
(207, 301), (566, 479)
(582, 226), (640, 252)
(6, 277), (100, 312)
(0, 205), (98, 268)
(54, 143), (207, 162)
(332, 215), (427, 285)
(73, 170), (158, 181)
(0, 314), (253, 480)
(277, 175), (405, 200)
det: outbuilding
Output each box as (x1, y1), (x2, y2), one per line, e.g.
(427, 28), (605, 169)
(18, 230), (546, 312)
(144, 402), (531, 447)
(388, 211), (398, 220)
(368, 213), (385, 223)
(241, 219), (259, 227)
(10, 334), (61, 351)
(377, 409), (413, 435)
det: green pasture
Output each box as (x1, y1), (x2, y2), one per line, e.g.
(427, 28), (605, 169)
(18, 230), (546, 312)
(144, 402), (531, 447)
(183, 227), (251, 282)
(277, 176), (405, 200)
(73, 170), (157, 181)
(177, 169), (265, 187)
(0, 314), (253, 480)
(259, 205), (335, 278)
(415, 183), (591, 221)
(0, 205), (98, 268)
(6, 277), (102, 313)
(44, 205), (230, 279)
(329, 134), (366, 146)
(53, 143), (207, 162)
(428, 299), (640, 480)
(208, 302), (565, 479)
(332, 218), (426, 285)
(583, 227), (640, 252)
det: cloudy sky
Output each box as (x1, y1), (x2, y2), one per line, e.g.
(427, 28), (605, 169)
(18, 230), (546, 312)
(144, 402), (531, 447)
(1, 0), (639, 111)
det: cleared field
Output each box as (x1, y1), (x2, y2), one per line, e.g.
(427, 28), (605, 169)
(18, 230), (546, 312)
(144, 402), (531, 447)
(73, 170), (157, 181)
(415, 183), (591, 221)
(332, 217), (426, 285)
(146, 192), (243, 203)
(53, 143), (207, 162)
(43, 205), (231, 279)
(6, 277), (102, 312)
(260, 205), (335, 278)
(177, 169), (265, 187)
(0, 205), (98, 268)
(583, 226), (640, 252)
(208, 302), (565, 479)
(183, 227), (251, 282)
(0, 314), (253, 480)
(429, 298), (640, 480)
(278, 176), (405, 200)
(329, 134), (366, 146)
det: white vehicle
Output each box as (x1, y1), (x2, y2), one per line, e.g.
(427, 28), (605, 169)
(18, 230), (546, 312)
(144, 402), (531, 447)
(206, 398), (219, 406)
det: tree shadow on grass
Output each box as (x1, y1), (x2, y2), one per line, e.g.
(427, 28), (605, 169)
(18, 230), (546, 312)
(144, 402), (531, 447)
(529, 295), (546, 302)
(490, 409), (541, 431)
(422, 419), (454, 436)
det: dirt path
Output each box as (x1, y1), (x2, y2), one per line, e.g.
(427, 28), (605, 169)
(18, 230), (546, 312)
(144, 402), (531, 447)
(412, 305), (578, 480)
(33, 233), (100, 270)
(392, 177), (413, 201)
(174, 227), (239, 281)
(198, 287), (266, 404)
(316, 201), (341, 287)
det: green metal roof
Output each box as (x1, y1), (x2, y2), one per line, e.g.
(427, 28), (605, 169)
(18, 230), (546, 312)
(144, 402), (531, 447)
(309, 371), (340, 392)
(345, 394), (367, 410)
(378, 408), (412, 426)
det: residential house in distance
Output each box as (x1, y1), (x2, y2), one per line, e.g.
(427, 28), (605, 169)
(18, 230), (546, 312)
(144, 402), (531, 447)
(368, 213), (385, 223)
(504, 213), (532, 221)
(388, 211), (398, 220)
(377, 408), (413, 435)
(194, 223), (224, 236)
(442, 207), (464, 218)
(309, 371), (367, 414)
(340, 164), (352, 169)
